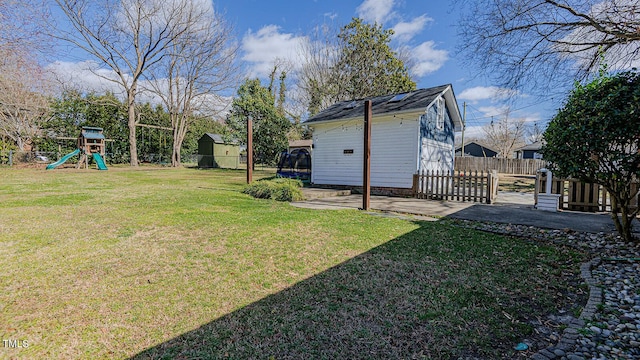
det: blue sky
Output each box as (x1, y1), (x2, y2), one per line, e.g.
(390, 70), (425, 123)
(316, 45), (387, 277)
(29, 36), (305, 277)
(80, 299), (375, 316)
(217, 0), (559, 140)
(49, 0), (561, 141)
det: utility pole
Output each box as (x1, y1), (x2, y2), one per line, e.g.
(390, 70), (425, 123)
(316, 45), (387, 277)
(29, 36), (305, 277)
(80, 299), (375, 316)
(461, 102), (466, 157)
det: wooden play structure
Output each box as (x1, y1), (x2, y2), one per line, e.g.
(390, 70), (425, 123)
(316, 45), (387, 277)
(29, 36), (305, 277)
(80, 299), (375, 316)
(76, 127), (107, 169)
(46, 127), (108, 170)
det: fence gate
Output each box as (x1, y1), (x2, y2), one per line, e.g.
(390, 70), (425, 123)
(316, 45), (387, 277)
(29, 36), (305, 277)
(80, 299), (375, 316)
(413, 170), (499, 204)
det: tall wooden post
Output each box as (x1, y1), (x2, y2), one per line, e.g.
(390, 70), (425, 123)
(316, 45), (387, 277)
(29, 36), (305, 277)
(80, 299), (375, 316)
(247, 116), (253, 184)
(363, 100), (372, 210)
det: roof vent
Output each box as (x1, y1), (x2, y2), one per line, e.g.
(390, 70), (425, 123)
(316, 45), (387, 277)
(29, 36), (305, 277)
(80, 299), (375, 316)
(344, 100), (357, 109)
(388, 93), (408, 102)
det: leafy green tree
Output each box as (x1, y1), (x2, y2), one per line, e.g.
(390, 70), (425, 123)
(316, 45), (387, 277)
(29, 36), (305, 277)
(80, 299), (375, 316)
(543, 71), (640, 242)
(334, 18), (416, 100)
(299, 17), (416, 116)
(42, 92), (129, 162)
(226, 79), (291, 165)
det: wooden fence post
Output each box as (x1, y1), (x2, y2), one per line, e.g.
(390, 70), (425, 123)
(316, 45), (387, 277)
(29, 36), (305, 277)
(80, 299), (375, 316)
(362, 100), (372, 210)
(247, 116), (253, 184)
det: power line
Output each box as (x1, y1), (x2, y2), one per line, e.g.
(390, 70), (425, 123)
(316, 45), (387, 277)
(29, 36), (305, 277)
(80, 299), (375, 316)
(463, 98), (554, 121)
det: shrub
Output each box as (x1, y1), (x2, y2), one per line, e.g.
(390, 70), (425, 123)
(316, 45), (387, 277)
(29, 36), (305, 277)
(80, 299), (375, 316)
(243, 178), (304, 202)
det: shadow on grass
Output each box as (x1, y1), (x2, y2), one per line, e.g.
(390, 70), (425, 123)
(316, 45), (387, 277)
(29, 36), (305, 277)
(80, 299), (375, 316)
(131, 221), (582, 360)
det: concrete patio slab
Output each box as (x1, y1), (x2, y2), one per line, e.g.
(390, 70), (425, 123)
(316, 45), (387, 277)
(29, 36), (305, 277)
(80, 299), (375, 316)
(292, 191), (631, 234)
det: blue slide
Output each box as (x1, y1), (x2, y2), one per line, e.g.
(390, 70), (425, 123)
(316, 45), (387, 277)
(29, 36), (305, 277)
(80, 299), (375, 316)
(92, 153), (108, 170)
(46, 149), (80, 170)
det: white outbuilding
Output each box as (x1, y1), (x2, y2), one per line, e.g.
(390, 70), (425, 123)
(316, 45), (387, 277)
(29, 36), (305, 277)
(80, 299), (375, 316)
(304, 85), (463, 196)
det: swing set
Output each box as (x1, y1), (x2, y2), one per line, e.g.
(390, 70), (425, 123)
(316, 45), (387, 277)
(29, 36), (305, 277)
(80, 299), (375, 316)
(137, 123), (172, 163)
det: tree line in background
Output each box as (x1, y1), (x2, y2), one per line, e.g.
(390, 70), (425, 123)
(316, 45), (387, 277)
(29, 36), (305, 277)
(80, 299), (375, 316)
(2, 1), (639, 172)
(2, 0), (640, 240)
(1, 0), (415, 166)
(37, 91), (227, 164)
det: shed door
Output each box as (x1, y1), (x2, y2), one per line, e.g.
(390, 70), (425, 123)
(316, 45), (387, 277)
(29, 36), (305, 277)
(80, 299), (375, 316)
(420, 138), (453, 174)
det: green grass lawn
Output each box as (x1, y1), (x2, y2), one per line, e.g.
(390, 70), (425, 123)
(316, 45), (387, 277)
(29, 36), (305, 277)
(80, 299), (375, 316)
(0, 167), (585, 359)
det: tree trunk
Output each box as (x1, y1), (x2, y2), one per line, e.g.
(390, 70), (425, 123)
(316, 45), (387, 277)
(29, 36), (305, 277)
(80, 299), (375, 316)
(610, 193), (637, 243)
(127, 90), (138, 166)
(171, 141), (181, 167)
(170, 115), (185, 167)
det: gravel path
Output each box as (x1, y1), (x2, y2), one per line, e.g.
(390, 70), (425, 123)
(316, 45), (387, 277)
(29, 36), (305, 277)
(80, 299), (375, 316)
(454, 220), (640, 360)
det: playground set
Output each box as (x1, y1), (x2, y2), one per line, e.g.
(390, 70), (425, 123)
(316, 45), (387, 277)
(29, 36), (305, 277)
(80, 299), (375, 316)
(276, 148), (311, 182)
(46, 127), (108, 170)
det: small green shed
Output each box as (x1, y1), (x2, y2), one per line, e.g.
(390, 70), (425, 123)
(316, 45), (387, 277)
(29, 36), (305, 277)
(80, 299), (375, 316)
(197, 133), (240, 168)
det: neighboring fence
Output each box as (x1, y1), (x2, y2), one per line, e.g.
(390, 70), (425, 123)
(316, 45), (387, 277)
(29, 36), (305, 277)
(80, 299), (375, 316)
(534, 174), (639, 213)
(0, 150), (174, 166)
(455, 157), (547, 175)
(413, 170), (499, 204)
(1, 151), (58, 166)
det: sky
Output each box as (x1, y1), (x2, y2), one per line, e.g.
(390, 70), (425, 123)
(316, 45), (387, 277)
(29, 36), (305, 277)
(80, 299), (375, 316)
(48, 0), (563, 142)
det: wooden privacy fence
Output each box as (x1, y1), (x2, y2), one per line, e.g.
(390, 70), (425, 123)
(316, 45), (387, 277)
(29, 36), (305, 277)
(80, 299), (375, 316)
(455, 157), (547, 175)
(413, 170), (499, 204)
(534, 174), (639, 213)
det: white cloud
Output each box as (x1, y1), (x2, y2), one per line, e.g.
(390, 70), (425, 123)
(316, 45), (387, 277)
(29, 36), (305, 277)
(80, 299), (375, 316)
(477, 105), (509, 118)
(356, 0), (395, 24)
(324, 12), (338, 20)
(458, 86), (518, 103)
(47, 60), (127, 96)
(456, 125), (485, 139)
(48, 60), (175, 106)
(392, 14), (432, 43)
(476, 105), (540, 124)
(241, 25), (308, 78)
(46, 60), (233, 115)
(409, 41), (448, 77)
(520, 113), (541, 124)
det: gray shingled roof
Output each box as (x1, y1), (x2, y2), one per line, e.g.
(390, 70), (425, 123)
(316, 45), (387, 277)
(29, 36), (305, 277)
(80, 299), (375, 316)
(201, 133), (237, 144)
(518, 141), (543, 151)
(455, 141), (498, 153)
(304, 85), (455, 125)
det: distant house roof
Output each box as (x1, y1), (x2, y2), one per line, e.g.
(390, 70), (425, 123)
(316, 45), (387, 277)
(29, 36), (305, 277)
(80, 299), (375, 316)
(200, 133), (236, 144)
(304, 85), (463, 131)
(455, 141), (498, 155)
(289, 139), (313, 148)
(517, 141), (543, 151)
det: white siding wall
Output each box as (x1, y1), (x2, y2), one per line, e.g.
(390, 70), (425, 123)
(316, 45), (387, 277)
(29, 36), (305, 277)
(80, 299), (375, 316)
(312, 117), (419, 188)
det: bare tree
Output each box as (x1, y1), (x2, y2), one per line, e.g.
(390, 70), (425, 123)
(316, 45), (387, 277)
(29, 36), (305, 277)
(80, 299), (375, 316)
(54, 0), (199, 166)
(0, 0), (50, 61)
(0, 60), (50, 151)
(526, 122), (546, 144)
(0, 0), (48, 150)
(145, 5), (238, 167)
(482, 109), (527, 158)
(296, 23), (342, 116)
(459, 0), (640, 93)
(0, 0), (51, 150)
